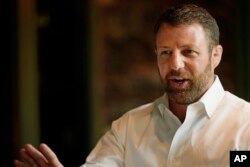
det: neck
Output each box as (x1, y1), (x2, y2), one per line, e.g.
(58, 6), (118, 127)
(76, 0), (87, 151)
(169, 100), (187, 123)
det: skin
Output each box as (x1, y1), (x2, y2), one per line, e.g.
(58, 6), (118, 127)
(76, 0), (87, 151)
(13, 144), (63, 167)
(14, 22), (223, 167)
(155, 23), (222, 122)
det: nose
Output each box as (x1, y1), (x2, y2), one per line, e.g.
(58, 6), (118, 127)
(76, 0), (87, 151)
(169, 51), (184, 70)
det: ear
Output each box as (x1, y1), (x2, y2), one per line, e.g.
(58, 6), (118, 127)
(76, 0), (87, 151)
(211, 44), (223, 69)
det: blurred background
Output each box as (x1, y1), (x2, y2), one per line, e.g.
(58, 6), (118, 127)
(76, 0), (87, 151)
(2, 0), (250, 166)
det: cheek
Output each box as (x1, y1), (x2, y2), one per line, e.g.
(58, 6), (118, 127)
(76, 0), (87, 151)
(186, 58), (206, 75)
(191, 61), (210, 77)
(157, 61), (168, 78)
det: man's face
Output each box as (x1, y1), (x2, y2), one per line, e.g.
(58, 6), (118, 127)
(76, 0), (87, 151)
(155, 23), (221, 105)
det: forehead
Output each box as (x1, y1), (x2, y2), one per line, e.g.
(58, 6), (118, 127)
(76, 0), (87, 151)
(155, 23), (208, 48)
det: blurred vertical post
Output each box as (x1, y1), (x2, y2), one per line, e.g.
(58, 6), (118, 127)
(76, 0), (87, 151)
(89, 0), (106, 146)
(17, 0), (40, 146)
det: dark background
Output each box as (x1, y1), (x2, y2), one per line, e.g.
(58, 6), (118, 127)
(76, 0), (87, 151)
(3, 0), (91, 166)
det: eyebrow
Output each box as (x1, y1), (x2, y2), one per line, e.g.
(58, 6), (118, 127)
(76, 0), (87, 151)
(157, 45), (197, 49)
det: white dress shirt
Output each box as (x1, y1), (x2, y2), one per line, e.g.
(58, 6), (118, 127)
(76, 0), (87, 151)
(82, 76), (250, 167)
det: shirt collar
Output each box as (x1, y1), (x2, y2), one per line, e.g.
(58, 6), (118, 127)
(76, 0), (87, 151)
(157, 75), (225, 118)
(157, 94), (169, 118)
(198, 75), (225, 118)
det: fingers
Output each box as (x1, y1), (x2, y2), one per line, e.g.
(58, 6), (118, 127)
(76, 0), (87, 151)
(15, 143), (63, 167)
(24, 144), (48, 166)
(19, 147), (39, 166)
(40, 144), (62, 166)
(13, 160), (26, 167)
(39, 143), (62, 166)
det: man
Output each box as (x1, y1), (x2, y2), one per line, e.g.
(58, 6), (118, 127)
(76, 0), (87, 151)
(14, 4), (250, 167)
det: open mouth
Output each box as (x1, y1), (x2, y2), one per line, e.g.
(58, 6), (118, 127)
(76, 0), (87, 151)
(168, 77), (189, 89)
(173, 78), (187, 83)
(169, 76), (188, 83)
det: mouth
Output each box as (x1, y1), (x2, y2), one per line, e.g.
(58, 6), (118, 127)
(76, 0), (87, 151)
(167, 77), (190, 89)
(172, 78), (187, 83)
(169, 76), (188, 83)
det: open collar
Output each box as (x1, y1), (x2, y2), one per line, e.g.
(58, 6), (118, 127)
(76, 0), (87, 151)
(198, 76), (225, 118)
(157, 76), (225, 119)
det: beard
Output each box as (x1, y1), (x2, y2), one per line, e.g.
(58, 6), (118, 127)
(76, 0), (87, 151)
(163, 60), (213, 105)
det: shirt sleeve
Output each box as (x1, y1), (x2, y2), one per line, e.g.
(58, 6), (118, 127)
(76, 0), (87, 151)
(81, 114), (128, 167)
(235, 121), (250, 150)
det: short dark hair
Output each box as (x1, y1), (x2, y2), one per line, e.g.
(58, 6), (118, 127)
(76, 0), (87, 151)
(154, 4), (220, 51)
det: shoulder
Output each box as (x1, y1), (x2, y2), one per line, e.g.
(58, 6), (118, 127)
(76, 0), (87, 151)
(110, 95), (163, 134)
(225, 92), (250, 149)
(112, 101), (156, 128)
(106, 98), (160, 146)
(217, 91), (250, 125)
(223, 91), (250, 110)
(213, 91), (250, 126)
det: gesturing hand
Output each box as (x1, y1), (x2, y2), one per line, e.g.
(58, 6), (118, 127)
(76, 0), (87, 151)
(14, 143), (63, 167)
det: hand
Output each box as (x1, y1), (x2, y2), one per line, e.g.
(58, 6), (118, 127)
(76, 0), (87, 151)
(14, 143), (64, 167)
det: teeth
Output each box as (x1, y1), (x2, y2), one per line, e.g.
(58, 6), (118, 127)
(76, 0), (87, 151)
(170, 77), (185, 80)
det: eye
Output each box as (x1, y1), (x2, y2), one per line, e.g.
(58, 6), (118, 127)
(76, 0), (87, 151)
(182, 49), (198, 57)
(158, 50), (172, 57)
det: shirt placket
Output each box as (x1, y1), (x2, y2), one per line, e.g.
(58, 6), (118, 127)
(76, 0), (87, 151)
(167, 103), (203, 167)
